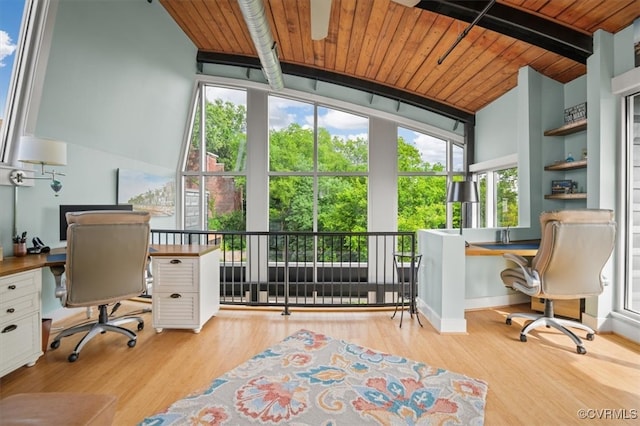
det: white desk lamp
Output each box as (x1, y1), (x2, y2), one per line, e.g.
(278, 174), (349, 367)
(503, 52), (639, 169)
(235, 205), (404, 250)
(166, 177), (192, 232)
(9, 136), (67, 238)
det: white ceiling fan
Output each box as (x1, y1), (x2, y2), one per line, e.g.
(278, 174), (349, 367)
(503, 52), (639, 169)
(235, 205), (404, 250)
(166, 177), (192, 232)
(310, 0), (420, 40)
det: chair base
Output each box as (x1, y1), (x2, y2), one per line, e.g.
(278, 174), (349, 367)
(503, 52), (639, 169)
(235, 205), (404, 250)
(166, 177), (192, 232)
(50, 304), (143, 362)
(506, 299), (595, 354)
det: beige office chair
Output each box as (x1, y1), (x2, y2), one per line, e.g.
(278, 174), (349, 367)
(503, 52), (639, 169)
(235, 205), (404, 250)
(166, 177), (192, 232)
(500, 209), (615, 354)
(50, 211), (151, 362)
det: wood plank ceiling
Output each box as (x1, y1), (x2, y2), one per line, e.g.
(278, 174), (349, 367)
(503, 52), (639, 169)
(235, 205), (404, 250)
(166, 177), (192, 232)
(160, 0), (639, 121)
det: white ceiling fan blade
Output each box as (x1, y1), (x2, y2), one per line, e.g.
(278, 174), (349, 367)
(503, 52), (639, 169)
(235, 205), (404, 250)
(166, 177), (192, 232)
(310, 0), (331, 40)
(392, 0), (420, 6)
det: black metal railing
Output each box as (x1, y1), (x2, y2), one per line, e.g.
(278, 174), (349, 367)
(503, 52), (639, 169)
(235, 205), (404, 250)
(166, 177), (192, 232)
(150, 230), (416, 313)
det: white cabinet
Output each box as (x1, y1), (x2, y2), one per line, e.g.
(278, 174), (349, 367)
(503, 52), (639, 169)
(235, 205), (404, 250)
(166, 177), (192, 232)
(151, 247), (220, 333)
(0, 269), (42, 377)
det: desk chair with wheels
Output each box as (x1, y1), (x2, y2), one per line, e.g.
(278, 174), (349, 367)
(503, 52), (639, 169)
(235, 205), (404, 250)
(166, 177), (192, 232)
(500, 209), (615, 354)
(50, 211), (150, 362)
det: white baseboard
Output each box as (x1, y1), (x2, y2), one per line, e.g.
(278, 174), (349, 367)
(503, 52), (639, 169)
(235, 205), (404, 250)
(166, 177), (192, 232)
(465, 293), (529, 310)
(416, 298), (467, 334)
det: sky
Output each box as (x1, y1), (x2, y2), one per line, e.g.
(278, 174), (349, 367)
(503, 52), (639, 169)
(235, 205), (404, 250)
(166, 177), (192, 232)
(0, 0), (25, 119)
(206, 86), (459, 168)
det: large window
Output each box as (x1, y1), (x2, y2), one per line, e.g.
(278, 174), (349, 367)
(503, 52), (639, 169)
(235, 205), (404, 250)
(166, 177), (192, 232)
(471, 156), (518, 228)
(1, 0), (27, 161)
(183, 85), (247, 231)
(397, 127), (463, 231)
(268, 96), (369, 232)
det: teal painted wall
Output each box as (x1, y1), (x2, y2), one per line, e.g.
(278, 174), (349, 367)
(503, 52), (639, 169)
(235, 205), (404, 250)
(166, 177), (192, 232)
(2, 0), (196, 315)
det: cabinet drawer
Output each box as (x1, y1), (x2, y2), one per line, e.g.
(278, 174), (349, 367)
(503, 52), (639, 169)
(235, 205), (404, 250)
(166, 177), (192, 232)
(153, 292), (199, 327)
(0, 313), (40, 377)
(0, 292), (39, 323)
(152, 258), (198, 292)
(0, 270), (40, 302)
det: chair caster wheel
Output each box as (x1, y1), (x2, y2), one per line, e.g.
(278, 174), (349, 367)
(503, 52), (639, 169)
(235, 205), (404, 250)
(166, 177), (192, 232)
(138, 322), (144, 331)
(519, 334), (527, 342)
(577, 346), (587, 355)
(506, 318), (512, 325)
(127, 339), (137, 348)
(586, 333), (594, 341)
(50, 340), (60, 350)
(68, 353), (78, 362)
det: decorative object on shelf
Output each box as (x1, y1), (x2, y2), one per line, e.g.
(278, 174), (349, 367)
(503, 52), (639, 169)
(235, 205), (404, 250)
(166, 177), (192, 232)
(446, 180), (479, 235)
(582, 148), (587, 160)
(551, 179), (573, 194)
(566, 152), (575, 162)
(564, 102), (586, 124)
(12, 231), (27, 256)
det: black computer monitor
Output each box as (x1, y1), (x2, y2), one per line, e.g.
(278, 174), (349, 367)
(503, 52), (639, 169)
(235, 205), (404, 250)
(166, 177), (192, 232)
(59, 204), (133, 240)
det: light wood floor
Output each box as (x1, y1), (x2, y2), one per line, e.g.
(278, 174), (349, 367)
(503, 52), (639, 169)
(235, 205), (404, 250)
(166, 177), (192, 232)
(1, 303), (638, 425)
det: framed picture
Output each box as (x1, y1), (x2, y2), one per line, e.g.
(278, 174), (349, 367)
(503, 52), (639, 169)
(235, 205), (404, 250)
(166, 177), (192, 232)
(551, 179), (573, 194)
(117, 169), (175, 216)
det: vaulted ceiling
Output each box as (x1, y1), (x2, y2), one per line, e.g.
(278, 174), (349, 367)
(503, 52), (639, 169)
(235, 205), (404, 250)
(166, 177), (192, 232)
(159, 0), (639, 122)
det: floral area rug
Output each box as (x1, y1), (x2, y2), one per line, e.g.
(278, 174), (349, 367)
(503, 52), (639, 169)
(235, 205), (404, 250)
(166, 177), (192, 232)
(139, 329), (488, 425)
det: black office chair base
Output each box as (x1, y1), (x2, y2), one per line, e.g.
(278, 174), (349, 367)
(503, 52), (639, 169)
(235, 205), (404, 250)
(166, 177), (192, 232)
(506, 300), (595, 354)
(50, 304), (142, 362)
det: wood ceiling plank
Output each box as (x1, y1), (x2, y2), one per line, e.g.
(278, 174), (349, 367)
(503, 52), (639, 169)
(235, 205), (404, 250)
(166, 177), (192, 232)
(553, 62), (586, 83)
(436, 32), (514, 102)
(393, 11), (439, 88)
(373, 5), (422, 83)
(591, 2), (640, 34)
(446, 38), (527, 106)
(281, 0), (306, 64)
(457, 43), (546, 111)
(549, 0), (607, 27)
(184, 0), (224, 52)
(537, 0), (575, 18)
(404, 15), (457, 92)
(415, 24), (486, 95)
(355, 0), (391, 77)
(428, 28), (504, 99)
(540, 55), (583, 82)
(160, 0), (214, 51)
(344, 0), (375, 75)
(335, 0), (357, 73)
(202, 0), (245, 54)
(268, 0), (295, 64)
(217, 0), (256, 55)
(572, 0), (638, 33)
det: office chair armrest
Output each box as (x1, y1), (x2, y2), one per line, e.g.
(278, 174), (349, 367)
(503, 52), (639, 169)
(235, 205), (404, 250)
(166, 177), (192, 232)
(503, 252), (528, 267)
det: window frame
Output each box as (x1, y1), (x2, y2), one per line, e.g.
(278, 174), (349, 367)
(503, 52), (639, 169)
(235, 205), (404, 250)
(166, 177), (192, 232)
(469, 154), (518, 228)
(1, 0), (53, 165)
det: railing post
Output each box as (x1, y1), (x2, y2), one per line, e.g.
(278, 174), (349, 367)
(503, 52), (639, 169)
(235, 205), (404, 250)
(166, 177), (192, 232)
(282, 234), (291, 315)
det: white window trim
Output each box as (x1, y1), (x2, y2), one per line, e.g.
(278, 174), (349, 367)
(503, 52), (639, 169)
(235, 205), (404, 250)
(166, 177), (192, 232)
(470, 154), (518, 228)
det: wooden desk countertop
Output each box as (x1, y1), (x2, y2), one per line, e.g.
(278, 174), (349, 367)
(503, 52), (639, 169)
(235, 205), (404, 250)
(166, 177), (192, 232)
(465, 240), (539, 257)
(0, 244), (220, 277)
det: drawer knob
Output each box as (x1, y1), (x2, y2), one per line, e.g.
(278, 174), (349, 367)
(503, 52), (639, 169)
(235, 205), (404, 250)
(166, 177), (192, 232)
(2, 324), (17, 333)
(170, 259), (182, 264)
(7, 285), (16, 290)
(6, 308), (15, 314)
(170, 293), (182, 298)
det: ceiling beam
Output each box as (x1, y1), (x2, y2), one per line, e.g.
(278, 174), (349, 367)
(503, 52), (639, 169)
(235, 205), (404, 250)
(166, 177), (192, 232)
(416, 0), (592, 64)
(197, 51), (475, 124)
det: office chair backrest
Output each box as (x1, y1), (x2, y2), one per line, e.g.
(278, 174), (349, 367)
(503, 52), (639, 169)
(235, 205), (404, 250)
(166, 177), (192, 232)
(65, 211), (150, 307)
(531, 209), (615, 299)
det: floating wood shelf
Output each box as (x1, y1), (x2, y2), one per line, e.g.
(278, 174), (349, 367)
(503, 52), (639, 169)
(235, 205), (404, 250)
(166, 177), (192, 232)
(544, 159), (587, 171)
(544, 193), (587, 200)
(544, 119), (587, 136)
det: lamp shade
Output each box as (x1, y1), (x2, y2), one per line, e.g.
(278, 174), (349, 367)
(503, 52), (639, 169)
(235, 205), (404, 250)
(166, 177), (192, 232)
(446, 181), (479, 203)
(18, 136), (67, 166)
